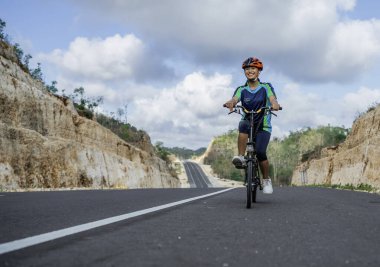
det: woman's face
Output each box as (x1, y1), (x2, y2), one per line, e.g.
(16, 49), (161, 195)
(244, 67), (260, 81)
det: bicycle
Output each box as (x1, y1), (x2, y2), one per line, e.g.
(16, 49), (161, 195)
(225, 104), (281, 208)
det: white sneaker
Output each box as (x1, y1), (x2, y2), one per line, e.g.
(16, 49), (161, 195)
(232, 155), (246, 169)
(263, 178), (273, 194)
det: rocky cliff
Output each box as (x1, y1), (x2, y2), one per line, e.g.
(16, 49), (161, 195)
(292, 105), (380, 189)
(0, 41), (179, 190)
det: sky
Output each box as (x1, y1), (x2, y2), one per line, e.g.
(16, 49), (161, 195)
(1, 0), (380, 149)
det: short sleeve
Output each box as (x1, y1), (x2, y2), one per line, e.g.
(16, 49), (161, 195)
(264, 83), (276, 98)
(233, 86), (243, 102)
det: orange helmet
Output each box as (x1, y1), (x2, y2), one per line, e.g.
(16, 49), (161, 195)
(242, 57), (263, 70)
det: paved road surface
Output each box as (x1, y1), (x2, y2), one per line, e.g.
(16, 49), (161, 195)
(1, 187), (380, 266)
(183, 161), (212, 188)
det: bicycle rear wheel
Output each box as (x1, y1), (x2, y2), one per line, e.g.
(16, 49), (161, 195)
(246, 161), (252, 208)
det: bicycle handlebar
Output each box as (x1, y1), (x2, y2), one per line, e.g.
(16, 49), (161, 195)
(223, 104), (282, 115)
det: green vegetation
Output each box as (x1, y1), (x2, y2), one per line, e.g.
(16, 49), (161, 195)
(268, 125), (349, 185)
(46, 80), (58, 94)
(204, 126), (350, 185)
(366, 102), (380, 113)
(354, 102), (380, 122)
(30, 62), (43, 81)
(69, 86), (104, 119)
(153, 142), (206, 163)
(153, 142), (182, 178)
(0, 18), (48, 86)
(0, 18), (6, 40)
(305, 183), (376, 193)
(150, 141), (207, 161)
(154, 141), (171, 162)
(66, 87), (150, 152)
(203, 130), (244, 182)
(163, 146), (206, 159)
(96, 112), (149, 148)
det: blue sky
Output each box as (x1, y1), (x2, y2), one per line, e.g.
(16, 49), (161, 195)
(1, 0), (380, 149)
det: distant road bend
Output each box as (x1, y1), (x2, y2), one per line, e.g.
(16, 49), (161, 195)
(183, 161), (212, 188)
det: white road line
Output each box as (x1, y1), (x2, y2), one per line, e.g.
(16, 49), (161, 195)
(0, 188), (234, 255)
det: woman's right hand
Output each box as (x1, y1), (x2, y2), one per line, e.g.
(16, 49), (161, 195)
(224, 99), (236, 112)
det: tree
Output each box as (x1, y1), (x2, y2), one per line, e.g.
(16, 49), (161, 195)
(13, 43), (24, 62)
(30, 63), (43, 81)
(155, 141), (170, 162)
(123, 104), (128, 123)
(0, 18), (6, 40)
(116, 107), (124, 123)
(46, 80), (58, 93)
(23, 54), (32, 69)
(69, 86), (104, 119)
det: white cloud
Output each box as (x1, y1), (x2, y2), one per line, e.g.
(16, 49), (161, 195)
(323, 19), (380, 80)
(40, 33), (174, 84)
(336, 0), (356, 10)
(49, 74), (161, 113)
(37, 32), (175, 109)
(275, 83), (336, 129)
(42, 34), (144, 81)
(273, 84), (380, 138)
(128, 75), (380, 148)
(129, 72), (235, 148)
(75, 0), (380, 83)
(26, 0), (380, 149)
(342, 86), (380, 117)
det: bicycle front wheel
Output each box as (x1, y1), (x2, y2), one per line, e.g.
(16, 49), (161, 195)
(246, 161), (253, 209)
(252, 175), (260, 203)
(252, 185), (257, 203)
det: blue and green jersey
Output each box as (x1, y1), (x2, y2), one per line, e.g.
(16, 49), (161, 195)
(233, 81), (276, 133)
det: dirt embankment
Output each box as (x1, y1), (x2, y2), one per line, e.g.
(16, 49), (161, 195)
(0, 41), (179, 190)
(292, 105), (380, 189)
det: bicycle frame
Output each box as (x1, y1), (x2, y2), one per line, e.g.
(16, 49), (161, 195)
(228, 105), (277, 208)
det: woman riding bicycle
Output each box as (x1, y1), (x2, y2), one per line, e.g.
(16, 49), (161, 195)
(224, 57), (280, 194)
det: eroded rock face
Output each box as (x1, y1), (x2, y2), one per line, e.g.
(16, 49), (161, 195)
(292, 105), (380, 189)
(0, 42), (179, 190)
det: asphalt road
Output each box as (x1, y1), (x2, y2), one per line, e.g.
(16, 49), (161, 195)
(1, 187), (380, 266)
(183, 161), (212, 188)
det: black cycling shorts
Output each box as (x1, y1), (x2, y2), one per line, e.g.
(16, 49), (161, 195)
(239, 120), (271, 162)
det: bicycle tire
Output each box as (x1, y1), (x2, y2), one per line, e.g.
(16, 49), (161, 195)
(246, 161), (252, 208)
(252, 168), (259, 203)
(252, 185), (257, 203)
